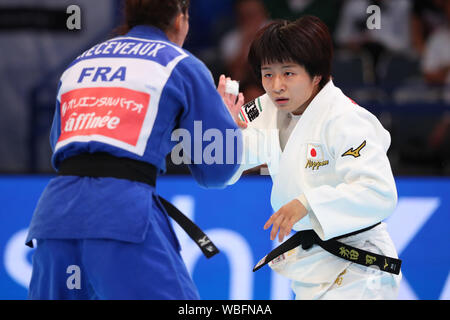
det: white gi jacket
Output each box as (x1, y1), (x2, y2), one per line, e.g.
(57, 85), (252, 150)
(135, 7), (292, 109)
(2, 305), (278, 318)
(229, 80), (401, 299)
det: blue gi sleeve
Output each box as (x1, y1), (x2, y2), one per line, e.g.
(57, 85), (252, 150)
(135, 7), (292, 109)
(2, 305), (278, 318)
(49, 81), (62, 155)
(173, 56), (242, 188)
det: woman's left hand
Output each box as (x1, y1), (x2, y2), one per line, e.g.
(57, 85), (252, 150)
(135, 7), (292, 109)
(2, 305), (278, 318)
(264, 199), (308, 242)
(217, 74), (247, 128)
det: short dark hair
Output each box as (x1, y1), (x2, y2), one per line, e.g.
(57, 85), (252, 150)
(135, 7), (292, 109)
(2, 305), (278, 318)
(116, 0), (190, 35)
(248, 15), (333, 88)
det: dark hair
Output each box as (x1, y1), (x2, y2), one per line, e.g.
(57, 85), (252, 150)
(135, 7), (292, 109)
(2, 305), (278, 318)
(248, 15), (333, 88)
(116, 0), (190, 35)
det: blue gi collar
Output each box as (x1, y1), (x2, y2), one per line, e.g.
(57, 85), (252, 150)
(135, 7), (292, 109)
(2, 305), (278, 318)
(127, 25), (171, 42)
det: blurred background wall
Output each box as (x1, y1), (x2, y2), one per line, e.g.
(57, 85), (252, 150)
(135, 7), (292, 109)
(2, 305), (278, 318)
(0, 0), (449, 175)
(0, 0), (449, 300)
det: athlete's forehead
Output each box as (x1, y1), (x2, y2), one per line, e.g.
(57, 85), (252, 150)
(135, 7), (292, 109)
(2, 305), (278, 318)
(261, 61), (302, 70)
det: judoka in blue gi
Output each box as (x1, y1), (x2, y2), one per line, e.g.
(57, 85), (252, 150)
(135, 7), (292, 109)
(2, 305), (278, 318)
(26, 0), (244, 299)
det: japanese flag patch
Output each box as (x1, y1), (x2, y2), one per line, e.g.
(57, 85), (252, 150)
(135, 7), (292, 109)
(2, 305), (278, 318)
(306, 144), (324, 161)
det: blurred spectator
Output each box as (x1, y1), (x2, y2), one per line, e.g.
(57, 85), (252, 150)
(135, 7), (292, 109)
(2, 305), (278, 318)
(334, 0), (412, 83)
(422, 1), (450, 170)
(219, 0), (269, 83)
(411, 0), (447, 55)
(184, 0), (234, 54)
(424, 110), (450, 175)
(421, 0), (450, 87)
(0, 0), (116, 173)
(429, 112), (450, 149)
(263, 0), (342, 35)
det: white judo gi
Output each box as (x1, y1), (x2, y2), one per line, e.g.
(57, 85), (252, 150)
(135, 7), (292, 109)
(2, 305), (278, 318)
(229, 80), (402, 299)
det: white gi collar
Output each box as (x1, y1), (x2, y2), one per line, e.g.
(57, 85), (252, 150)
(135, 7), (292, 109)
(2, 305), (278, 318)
(300, 79), (338, 121)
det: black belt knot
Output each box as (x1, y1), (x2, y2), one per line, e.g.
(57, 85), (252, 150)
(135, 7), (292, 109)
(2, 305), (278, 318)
(299, 230), (317, 250)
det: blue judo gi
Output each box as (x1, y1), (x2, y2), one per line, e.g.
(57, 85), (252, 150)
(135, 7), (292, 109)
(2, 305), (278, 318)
(25, 25), (242, 299)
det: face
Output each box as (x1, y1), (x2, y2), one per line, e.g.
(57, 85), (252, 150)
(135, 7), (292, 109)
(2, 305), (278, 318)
(261, 61), (321, 115)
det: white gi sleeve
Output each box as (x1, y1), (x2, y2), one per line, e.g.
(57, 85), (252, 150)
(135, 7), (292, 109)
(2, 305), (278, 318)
(296, 194), (312, 212)
(304, 110), (398, 240)
(226, 127), (267, 184)
(226, 95), (275, 185)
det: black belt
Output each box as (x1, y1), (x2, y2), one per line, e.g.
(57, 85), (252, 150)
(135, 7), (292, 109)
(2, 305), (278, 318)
(253, 223), (402, 275)
(58, 153), (219, 259)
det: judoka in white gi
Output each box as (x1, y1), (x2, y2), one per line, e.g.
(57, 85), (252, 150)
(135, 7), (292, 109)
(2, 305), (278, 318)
(225, 16), (402, 300)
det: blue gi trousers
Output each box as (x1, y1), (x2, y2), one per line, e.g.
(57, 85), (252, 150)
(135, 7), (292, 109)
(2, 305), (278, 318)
(28, 200), (200, 300)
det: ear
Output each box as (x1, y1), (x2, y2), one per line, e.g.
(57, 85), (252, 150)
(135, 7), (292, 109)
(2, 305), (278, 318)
(313, 75), (322, 86)
(167, 12), (186, 46)
(172, 13), (183, 33)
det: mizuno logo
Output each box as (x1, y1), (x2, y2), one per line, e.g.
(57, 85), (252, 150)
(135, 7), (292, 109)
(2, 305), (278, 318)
(198, 236), (211, 247)
(342, 140), (366, 158)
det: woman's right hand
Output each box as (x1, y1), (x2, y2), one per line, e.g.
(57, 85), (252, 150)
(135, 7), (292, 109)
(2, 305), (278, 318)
(217, 74), (247, 129)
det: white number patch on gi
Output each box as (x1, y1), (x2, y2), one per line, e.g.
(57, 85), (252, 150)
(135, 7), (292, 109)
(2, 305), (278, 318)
(55, 39), (189, 156)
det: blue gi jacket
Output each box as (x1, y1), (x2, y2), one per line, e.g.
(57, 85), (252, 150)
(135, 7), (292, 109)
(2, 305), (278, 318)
(26, 25), (242, 246)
